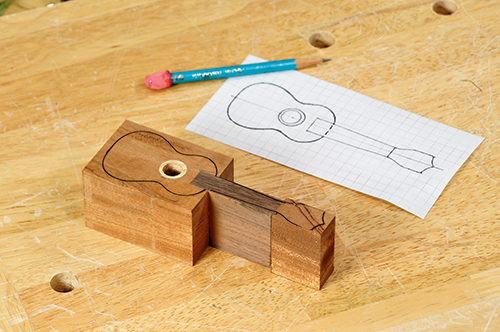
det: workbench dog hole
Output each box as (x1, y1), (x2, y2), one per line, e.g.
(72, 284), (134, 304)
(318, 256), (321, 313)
(432, 1), (457, 15)
(159, 160), (187, 179)
(309, 31), (335, 49)
(50, 271), (79, 293)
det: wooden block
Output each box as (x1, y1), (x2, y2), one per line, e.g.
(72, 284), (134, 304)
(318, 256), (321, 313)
(191, 171), (281, 266)
(271, 200), (336, 289)
(192, 172), (336, 289)
(83, 120), (233, 265)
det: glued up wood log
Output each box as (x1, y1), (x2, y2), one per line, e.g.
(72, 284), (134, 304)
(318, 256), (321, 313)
(271, 200), (335, 289)
(82, 120), (233, 265)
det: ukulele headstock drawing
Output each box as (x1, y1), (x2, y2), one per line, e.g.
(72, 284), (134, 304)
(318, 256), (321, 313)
(227, 82), (442, 174)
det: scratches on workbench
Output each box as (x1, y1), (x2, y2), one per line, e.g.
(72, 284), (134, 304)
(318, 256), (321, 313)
(56, 244), (104, 266)
(55, 198), (83, 210)
(86, 247), (331, 331)
(2, 189), (47, 210)
(379, 296), (500, 332)
(0, 1), (498, 330)
(31, 304), (75, 318)
(50, 58), (61, 73)
(384, 263), (405, 291)
(273, 170), (288, 198)
(285, 291), (318, 331)
(99, 5), (146, 142)
(484, 299), (500, 332)
(168, 261), (234, 319)
(3, 91), (35, 140)
(51, 90), (82, 189)
(459, 0), (482, 47)
(470, 161), (498, 184)
(475, 35), (500, 58)
(351, 245), (371, 283)
(0, 257), (34, 329)
(180, 10), (203, 34)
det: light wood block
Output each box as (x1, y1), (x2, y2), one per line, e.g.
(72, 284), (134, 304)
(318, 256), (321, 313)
(83, 120), (233, 265)
(271, 200), (336, 290)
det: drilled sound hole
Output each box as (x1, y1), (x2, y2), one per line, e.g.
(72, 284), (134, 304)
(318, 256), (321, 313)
(159, 160), (187, 179)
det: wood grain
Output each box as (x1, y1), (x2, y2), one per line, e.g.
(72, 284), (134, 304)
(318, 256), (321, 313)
(191, 171), (279, 267)
(83, 120), (233, 265)
(271, 200), (336, 289)
(191, 170), (282, 211)
(0, 0), (499, 330)
(191, 171), (335, 284)
(189, 171), (279, 267)
(0, 260), (34, 332)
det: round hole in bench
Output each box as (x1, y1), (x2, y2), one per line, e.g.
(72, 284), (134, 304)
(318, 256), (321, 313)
(50, 271), (79, 293)
(432, 1), (457, 15)
(309, 31), (335, 49)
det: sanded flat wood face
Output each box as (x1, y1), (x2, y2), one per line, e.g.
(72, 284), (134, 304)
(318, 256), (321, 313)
(191, 171), (282, 211)
(191, 171), (277, 266)
(271, 202), (336, 289)
(275, 199), (333, 232)
(208, 192), (273, 266)
(191, 172), (336, 282)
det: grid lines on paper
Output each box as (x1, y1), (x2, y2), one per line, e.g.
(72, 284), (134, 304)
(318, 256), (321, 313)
(186, 55), (484, 218)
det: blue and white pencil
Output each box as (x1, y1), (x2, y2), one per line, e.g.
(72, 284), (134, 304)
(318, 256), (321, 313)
(144, 58), (331, 90)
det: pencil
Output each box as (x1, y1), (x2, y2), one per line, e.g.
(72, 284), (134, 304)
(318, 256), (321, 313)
(144, 58), (331, 90)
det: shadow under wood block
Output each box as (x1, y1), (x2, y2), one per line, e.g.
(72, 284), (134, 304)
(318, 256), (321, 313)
(191, 172), (336, 289)
(82, 120), (233, 265)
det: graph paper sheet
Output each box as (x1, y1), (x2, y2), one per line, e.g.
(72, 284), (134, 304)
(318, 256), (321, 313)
(186, 55), (484, 218)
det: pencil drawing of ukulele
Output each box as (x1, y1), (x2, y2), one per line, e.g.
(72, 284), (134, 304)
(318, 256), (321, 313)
(101, 130), (326, 230)
(102, 130), (219, 196)
(227, 82), (442, 174)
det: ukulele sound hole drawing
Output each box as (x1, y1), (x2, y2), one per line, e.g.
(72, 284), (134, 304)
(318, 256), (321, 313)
(227, 82), (440, 174)
(186, 54), (484, 218)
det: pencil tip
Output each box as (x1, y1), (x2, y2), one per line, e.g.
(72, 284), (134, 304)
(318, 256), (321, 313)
(322, 59), (332, 62)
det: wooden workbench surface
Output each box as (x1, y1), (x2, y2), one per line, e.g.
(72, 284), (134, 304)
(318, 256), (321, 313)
(1, 0), (499, 330)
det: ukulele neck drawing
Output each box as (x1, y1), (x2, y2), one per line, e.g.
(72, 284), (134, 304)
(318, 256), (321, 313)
(227, 82), (442, 174)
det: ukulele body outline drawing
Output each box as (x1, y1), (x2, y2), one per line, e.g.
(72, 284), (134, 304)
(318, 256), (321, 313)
(102, 130), (219, 197)
(186, 54), (484, 218)
(102, 130), (326, 230)
(227, 82), (442, 174)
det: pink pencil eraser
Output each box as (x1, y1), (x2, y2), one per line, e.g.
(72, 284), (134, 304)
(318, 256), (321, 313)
(144, 70), (172, 90)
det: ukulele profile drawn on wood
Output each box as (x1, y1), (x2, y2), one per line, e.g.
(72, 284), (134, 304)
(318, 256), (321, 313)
(101, 130), (219, 196)
(101, 130), (326, 231)
(227, 82), (443, 174)
(84, 120), (336, 289)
